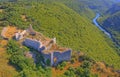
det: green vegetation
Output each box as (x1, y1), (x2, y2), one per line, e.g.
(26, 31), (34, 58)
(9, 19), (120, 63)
(0, 0), (120, 76)
(78, 0), (117, 13)
(98, 3), (120, 53)
(57, 61), (67, 70)
(0, 1), (120, 69)
(61, 60), (98, 77)
(7, 40), (52, 77)
(41, 0), (95, 19)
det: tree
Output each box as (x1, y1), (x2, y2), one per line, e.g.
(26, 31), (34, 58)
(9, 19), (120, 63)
(81, 60), (92, 69)
(7, 40), (19, 54)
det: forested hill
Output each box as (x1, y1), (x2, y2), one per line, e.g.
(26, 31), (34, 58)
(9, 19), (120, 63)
(106, 3), (120, 15)
(0, 0), (118, 18)
(99, 2), (120, 47)
(0, 1), (120, 69)
(78, 0), (117, 13)
(0, 0), (120, 77)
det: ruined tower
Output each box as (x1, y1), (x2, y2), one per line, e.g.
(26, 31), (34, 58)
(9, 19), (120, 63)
(27, 24), (36, 35)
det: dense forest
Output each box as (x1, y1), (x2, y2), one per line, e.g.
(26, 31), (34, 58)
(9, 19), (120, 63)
(99, 2), (120, 47)
(0, 0), (120, 77)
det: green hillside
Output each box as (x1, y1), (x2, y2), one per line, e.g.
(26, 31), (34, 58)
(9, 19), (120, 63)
(79, 0), (117, 13)
(100, 12), (120, 46)
(41, 0), (95, 19)
(0, 2), (120, 69)
(0, 0), (95, 19)
(99, 3), (120, 49)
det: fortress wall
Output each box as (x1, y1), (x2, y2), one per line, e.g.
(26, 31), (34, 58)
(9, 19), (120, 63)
(41, 52), (52, 65)
(23, 38), (41, 50)
(53, 50), (72, 66)
(23, 38), (72, 66)
(38, 46), (46, 52)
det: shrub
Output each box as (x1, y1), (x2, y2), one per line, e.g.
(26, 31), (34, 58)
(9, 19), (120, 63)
(6, 40), (51, 76)
(7, 40), (19, 54)
(81, 60), (92, 69)
(57, 61), (67, 70)
(46, 59), (51, 66)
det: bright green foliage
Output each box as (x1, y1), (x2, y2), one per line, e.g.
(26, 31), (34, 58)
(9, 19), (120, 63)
(98, 3), (120, 54)
(63, 63), (98, 77)
(57, 61), (67, 70)
(7, 40), (20, 54)
(1, 1), (120, 69)
(46, 59), (51, 66)
(81, 60), (92, 69)
(62, 58), (99, 77)
(7, 40), (52, 77)
(99, 12), (120, 47)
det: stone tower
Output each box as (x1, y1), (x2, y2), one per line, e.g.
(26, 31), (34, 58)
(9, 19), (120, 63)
(27, 24), (36, 35)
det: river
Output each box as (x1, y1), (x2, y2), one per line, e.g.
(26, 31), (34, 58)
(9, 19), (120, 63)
(93, 13), (112, 38)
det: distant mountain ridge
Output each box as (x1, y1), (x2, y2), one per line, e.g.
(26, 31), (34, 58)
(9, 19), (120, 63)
(106, 3), (120, 15)
(0, 0), (118, 17)
(99, 2), (120, 47)
(78, 0), (117, 13)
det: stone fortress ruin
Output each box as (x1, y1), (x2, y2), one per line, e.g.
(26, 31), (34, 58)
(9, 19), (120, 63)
(4, 24), (72, 66)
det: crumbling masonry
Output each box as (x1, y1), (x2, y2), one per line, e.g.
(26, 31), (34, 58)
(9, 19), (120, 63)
(15, 25), (72, 66)
(23, 38), (71, 66)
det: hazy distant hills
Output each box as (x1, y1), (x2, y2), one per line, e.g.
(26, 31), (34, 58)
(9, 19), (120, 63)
(106, 3), (120, 15)
(0, 0), (118, 17)
(79, 0), (117, 13)
(99, 2), (120, 46)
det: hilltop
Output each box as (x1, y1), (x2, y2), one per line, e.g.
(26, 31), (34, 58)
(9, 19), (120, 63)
(0, 1), (120, 77)
(0, 26), (120, 77)
(0, 1), (120, 68)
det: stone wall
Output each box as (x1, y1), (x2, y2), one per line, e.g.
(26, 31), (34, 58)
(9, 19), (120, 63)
(52, 50), (72, 66)
(42, 50), (72, 66)
(23, 38), (41, 50)
(38, 46), (46, 52)
(15, 30), (27, 40)
(23, 38), (72, 66)
(42, 52), (52, 65)
(24, 38), (46, 52)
